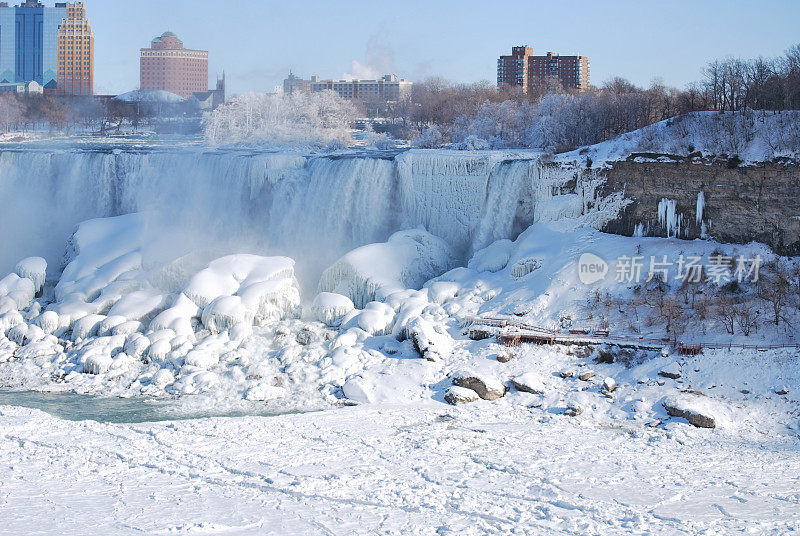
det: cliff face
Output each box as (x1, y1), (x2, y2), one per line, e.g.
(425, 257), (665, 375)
(601, 161), (800, 255)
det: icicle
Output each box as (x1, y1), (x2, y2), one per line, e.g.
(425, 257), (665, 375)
(696, 191), (705, 226)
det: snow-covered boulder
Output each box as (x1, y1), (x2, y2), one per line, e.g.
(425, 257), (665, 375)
(407, 317), (452, 362)
(72, 314), (106, 341)
(14, 340), (61, 360)
(602, 377), (617, 393)
(579, 370), (596, 381)
(15, 257), (47, 293)
(444, 386), (480, 405)
(310, 292), (355, 327)
(95, 315), (127, 337)
(318, 229), (456, 308)
(356, 302), (395, 336)
(111, 320), (143, 337)
(151, 369), (175, 389)
(663, 394), (719, 429)
(149, 294), (200, 336)
(123, 333), (150, 359)
(32, 311), (60, 335)
(202, 295), (251, 334)
(659, 362), (682, 379)
(0, 274), (35, 310)
(451, 371), (506, 401)
(0, 311), (24, 336)
(512, 373), (546, 394)
(84, 352), (113, 375)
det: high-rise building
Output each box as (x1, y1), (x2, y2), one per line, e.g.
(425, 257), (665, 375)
(497, 45), (590, 93)
(0, 1), (67, 89)
(140, 32), (208, 98)
(57, 1), (93, 95)
(283, 73), (412, 102)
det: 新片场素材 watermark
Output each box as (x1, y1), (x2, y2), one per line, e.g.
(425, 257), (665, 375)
(577, 253), (763, 285)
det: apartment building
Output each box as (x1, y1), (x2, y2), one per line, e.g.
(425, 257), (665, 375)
(497, 45), (589, 93)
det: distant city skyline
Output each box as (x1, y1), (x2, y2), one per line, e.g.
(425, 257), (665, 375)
(83, 0), (800, 97)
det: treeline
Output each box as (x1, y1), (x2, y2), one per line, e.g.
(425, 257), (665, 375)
(377, 43), (800, 151)
(703, 45), (800, 111)
(0, 93), (107, 134)
(0, 93), (200, 136)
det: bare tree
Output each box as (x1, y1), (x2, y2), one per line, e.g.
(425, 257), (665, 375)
(758, 260), (792, 326)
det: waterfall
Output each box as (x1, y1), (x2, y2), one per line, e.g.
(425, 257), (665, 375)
(0, 146), (590, 287)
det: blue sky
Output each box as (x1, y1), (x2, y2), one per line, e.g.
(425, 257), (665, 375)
(89, 0), (800, 96)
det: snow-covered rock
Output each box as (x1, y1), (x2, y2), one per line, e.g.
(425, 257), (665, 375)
(579, 370), (596, 381)
(451, 371), (506, 401)
(659, 362), (682, 379)
(407, 317), (452, 362)
(310, 292), (354, 327)
(663, 395), (719, 429)
(0, 274), (35, 310)
(512, 373), (546, 394)
(84, 352), (113, 375)
(444, 386), (480, 405)
(15, 257), (46, 293)
(602, 377), (617, 393)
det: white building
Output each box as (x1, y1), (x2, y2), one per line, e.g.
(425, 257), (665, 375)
(0, 80), (44, 96)
(284, 73), (412, 102)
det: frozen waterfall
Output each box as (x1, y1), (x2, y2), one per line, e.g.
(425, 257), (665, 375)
(0, 146), (607, 288)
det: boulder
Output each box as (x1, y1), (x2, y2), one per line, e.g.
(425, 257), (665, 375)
(565, 402), (584, 416)
(579, 370), (596, 381)
(662, 395), (717, 428)
(659, 362), (682, 379)
(296, 328), (316, 346)
(409, 318), (452, 362)
(560, 368), (576, 378)
(511, 373), (546, 394)
(451, 371), (506, 401)
(444, 386), (480, 405)
(602, 377), (617, 393)
(468, 326), (492, 341)
(496, 349), (514, 363)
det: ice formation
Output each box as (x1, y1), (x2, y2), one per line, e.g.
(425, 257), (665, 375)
(0, 148), (632, 281)
(696, 191), (705, 226)
(318, 229), (457, 308)
(15, 257), (46, 293)
(310, 292), (355, 327)
(657, 198), (683, 238)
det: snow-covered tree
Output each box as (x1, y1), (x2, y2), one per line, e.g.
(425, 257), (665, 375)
(204, 90), (358, 148)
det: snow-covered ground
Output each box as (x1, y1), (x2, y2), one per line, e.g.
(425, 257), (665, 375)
(558, 110), (800, 167)
(2, 398), (798, 535)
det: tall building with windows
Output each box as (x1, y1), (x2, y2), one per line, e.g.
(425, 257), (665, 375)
(0, 1), (66, 89)
(497, 45), (590, 93)
(140, 32), (208, 98)
(57, 1), (93, 95)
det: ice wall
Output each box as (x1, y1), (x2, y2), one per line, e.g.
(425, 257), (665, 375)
(0, 146), (598, 288)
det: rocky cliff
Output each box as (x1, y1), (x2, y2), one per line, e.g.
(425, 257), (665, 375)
(601, 161), (800, 255)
